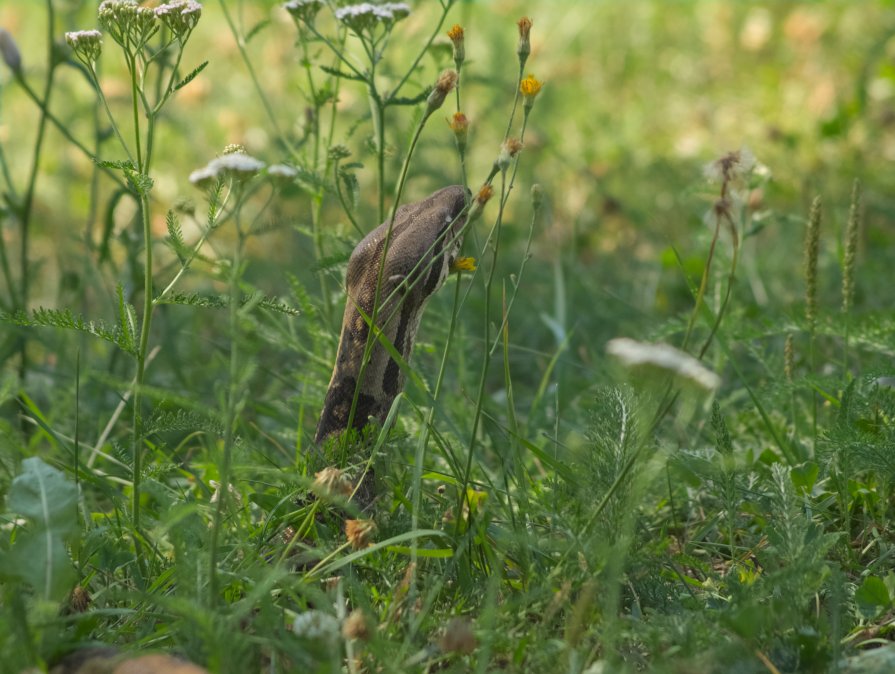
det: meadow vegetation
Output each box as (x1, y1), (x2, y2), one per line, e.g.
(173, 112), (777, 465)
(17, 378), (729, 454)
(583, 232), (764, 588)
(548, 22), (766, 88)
(0, 1), (894, 672)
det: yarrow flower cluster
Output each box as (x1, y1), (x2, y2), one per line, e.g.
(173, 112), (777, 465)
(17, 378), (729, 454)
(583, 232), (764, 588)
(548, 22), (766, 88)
(99, 0), (159, 51)
(267, 163), (299, 185)
(283, 0), (324, 25)
(292, 610), (341, 643)
(335, 2), (410, 33)
(189, 151), (266, 188)
(606, 338), (722, 391)
(65, 30), (104, 63)
(154, 1), (202, 39)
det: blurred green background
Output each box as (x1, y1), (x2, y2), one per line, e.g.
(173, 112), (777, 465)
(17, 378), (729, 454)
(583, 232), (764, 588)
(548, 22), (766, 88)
(1, 0), (894, 424)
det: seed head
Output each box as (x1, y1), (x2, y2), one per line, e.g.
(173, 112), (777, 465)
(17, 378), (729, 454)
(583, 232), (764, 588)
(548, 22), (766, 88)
(804, 196), (822, 330)
(520, 74), (542, 111)
(447, 24), (465, 66)
(313, 466), (353, 498)
(517, 17), (532, 66)
(68, 585), (92, 614)
(784, 333), (794, 382)
(65, 29), (104, 63)
(842, 179), (862, 314)
(345, 519), (376, 549)
(439, 617), (477, 655)
(342, 609), (372, 641)
(496, 138), (523, 172)
(0, 28), (22, 74)
(426, 69), (458, 115)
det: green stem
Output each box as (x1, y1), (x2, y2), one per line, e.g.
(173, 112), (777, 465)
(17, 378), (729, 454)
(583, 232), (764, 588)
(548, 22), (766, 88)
(456, 171), (509, 536)
(209, 196), (244, 606)
(16, 0), (57, 385)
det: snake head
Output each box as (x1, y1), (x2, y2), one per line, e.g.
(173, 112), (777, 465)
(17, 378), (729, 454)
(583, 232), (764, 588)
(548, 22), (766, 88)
(346, 184), (469, 301)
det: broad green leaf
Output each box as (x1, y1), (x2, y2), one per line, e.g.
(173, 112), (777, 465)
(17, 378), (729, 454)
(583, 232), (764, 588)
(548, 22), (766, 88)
(8, 457), (78, 537)
(855, 576), (891, 619)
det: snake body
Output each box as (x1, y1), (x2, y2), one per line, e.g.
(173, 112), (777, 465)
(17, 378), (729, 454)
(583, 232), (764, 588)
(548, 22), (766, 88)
(53, 186), (467, 674)
(315, 185), (468, 442)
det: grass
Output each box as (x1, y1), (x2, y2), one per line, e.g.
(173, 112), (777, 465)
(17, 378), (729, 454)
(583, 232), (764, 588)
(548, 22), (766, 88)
(1, 1), (895, 673)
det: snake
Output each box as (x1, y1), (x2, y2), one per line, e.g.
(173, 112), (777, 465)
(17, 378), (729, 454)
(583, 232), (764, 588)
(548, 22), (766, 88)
(52, 185), (469, 674)
(315, 184), (469, 443)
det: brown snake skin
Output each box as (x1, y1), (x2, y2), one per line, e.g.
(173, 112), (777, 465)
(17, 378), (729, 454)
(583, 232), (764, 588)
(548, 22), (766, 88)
(48, 186), (468, 674)
(315, 185), (469, 442)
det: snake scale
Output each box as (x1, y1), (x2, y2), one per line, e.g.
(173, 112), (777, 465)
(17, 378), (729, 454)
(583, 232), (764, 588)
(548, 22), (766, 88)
(51, 186), (468, 674)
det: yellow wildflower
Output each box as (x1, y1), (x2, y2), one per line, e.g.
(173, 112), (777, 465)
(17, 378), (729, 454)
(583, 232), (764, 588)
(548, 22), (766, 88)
(450, 257), (477, 273)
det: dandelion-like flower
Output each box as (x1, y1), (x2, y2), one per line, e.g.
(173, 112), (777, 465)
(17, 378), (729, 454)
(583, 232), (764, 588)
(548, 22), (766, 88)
(0, 28), (22, 74)
(284, 0), (324, 25)
(99, 0), (159, 50)
(447, 24), (465, 67)
(345, 518), (376, 550)
(65, 29), (104, 63)
(448, 111), (469, 151)
(517, 17), (533, 67)
(155, 1), (202, 39)
(520, 74), (542, 112)
(606, 338), (722, 391)
(313, 466), (353, 498)
(449, 257), (476, 273)
(335, 3), (410, 33)
(292, 610), (341, 643)
(468, 184), (493, 222)
(426, 69), (458, 115)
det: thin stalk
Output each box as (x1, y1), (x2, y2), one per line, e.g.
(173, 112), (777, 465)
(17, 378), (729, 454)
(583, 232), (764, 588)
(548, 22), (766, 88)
(16, 0), (57, 386)
(130, 190), (153, 579)
(209, 197), (245, 606)
(456, 171), (509, 536)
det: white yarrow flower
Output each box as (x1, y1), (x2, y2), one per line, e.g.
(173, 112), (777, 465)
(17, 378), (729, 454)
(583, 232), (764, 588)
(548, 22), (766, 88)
(292, 610), (341, 643)
(606, 338), (721, 391)
(267, 163), (298, 179)
(65, 29), (104, 61)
